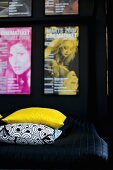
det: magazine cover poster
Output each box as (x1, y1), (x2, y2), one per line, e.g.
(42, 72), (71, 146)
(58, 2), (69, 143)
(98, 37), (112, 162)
(44, 26), (79, 95)
(0, 27), (32, 94)
(45, 0), (78, 15)
(0, 0), (32, 17)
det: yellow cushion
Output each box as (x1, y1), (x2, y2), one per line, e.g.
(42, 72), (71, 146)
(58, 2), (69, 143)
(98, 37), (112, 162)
(0, 114), (3, 119)
(2, 107), (66, 128)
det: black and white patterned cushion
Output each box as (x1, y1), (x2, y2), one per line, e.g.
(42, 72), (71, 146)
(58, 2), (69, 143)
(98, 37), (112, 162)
(0, 123), (62, 145)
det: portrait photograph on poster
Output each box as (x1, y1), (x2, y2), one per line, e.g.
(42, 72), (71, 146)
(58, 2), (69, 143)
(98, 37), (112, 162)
(0, 0), (32, 17)
(44, 26), (79, 95)
(0, 27), (32, 94)
(45, 0), (79, 15)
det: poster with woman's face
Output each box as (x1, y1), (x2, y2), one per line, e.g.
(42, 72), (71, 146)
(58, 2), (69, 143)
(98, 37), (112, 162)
(0, 27), (32, 94)
(45, 0), (79, 15)
(44, 26), (79, 95)
(0, 0), (32, 17)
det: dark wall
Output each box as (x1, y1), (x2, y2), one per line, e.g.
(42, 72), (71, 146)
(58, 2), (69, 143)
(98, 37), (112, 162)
(0, 0), (107, 123)
(90, 1), (108, 128)
(106, 0), (113, 167)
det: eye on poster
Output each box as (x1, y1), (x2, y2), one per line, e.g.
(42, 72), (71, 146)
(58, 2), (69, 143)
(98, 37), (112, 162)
(0, 27), (32, 94)
(45, 0), (79, 15)
(44, 26), (79, 95)
(0, 0), (32, 17)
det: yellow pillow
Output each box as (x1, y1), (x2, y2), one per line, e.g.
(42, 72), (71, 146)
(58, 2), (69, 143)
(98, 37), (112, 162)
(2, 107), (66, 128)
(0, 114), (3, 119)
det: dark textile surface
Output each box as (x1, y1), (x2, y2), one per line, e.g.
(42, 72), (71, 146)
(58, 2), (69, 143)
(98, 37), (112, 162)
(0, 119), (108, 164)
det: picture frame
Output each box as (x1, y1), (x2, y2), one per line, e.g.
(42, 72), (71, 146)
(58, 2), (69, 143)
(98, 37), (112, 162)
(45, 0), (79, 16)
(0, 27), (32, 95)
(0, 0), (32, 17)
(44, 25), (79, 95)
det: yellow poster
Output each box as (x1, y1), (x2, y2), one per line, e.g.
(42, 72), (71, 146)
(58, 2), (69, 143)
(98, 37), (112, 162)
(44, 26), (79, 95)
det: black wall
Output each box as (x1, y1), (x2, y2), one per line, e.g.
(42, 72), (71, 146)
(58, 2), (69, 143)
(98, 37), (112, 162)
(0, 0), (107, 126)
(106, 0), (113, 167)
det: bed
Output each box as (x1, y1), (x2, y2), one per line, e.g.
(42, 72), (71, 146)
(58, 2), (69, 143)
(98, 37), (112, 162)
(0, 117), (108, 169)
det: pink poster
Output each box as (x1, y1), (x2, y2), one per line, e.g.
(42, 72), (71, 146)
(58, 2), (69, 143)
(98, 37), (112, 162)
(0, 27), (32, 94)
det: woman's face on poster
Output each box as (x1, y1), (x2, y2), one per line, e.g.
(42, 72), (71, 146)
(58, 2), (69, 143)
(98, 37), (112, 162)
(9, 43), (30, 75)
(66, 71), (78, 89)
(60, 41), (74, 58)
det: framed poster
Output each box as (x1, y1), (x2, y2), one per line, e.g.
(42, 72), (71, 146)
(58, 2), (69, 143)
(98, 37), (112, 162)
(45, 0), (79, 15)
(0, 0), (32, 17)
(0, 27), (32, 94)
(44, 26), (79, 95)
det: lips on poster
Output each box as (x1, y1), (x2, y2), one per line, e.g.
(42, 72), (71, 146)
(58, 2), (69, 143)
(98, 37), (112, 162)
(45, 0), (78, 15)
(0, 27), (32, 94)
(0, 0), (32, 17)
(44, 26), (79, 95)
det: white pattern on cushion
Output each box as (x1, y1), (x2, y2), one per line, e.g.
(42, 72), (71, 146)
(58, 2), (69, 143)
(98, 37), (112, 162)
(0, 123), (62, 145)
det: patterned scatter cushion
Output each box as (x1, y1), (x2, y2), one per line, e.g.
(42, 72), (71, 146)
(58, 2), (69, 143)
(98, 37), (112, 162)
(0, 123), (62, 145)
